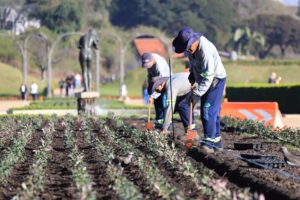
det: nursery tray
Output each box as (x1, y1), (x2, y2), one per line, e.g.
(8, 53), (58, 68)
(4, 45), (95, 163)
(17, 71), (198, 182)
(240, 153), (286, 168)
(234, 142), (275, 150)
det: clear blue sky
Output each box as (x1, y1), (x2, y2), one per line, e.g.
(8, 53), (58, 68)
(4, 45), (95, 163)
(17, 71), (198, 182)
(283, 0), (299, 6)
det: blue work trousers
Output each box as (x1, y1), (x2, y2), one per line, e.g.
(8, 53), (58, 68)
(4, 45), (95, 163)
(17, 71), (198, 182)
(154, 93), (167, 127)
(176, 92), (200, 130)
(200, 78), (226, 148)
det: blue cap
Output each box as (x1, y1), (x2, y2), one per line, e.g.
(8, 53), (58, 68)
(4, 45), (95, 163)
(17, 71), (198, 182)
(172, 27), (203, 54)
(141, 52), (154, 68)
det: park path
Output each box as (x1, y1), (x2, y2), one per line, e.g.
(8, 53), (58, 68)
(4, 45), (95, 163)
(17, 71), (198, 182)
(0, 100), (31, 113)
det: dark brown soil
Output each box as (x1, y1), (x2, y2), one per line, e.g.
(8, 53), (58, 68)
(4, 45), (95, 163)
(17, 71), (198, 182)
(123, 118), (300, 200)
(0, 116), (299, 200)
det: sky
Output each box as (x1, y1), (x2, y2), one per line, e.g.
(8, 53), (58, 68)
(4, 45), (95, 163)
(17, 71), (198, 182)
(283, 0), (299, 6)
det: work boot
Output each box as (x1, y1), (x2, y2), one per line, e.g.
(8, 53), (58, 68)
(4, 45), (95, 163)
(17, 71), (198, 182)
(154, 123), (163, 130)
(200, 144), (215, 154)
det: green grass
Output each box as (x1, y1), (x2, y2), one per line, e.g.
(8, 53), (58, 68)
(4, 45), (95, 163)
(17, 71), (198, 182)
(0, 62), (47, 97)
(1, 59), (300, 97)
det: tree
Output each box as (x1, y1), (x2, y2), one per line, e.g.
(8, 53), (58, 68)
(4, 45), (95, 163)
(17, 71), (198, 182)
(109, 0), (235, 43)
(30, 0), (83, 33)
(249, 14), (300, 58)
(232, 26), (265, 57)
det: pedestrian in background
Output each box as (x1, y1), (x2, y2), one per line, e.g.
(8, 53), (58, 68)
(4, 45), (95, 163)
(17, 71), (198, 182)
(141, 52), (171, 130)
(59, 78), (64, 97)
(30, 82), (38, 101)
(173, 27), (227, 153)
(20, 82), (27, 100)
(142, 79), (149, 105)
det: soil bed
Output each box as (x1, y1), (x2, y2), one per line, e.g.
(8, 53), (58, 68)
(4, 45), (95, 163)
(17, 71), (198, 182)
(123, 118), (300, 200)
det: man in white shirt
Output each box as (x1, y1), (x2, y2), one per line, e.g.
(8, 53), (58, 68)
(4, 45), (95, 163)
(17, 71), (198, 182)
(30, 82), (38, 101)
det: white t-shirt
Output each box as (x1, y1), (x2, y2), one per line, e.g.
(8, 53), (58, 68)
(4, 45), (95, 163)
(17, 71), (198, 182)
(30, 83), (38, 94)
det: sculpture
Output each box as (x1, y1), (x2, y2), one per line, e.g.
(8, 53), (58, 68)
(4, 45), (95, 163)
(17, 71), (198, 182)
(78, 29), (99, 91)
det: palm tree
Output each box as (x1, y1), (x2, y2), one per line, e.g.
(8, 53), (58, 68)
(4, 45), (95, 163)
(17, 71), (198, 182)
(233, 26), (265, 57)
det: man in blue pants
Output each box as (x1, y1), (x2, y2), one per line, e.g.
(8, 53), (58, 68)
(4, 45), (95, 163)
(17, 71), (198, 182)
(141, 52), (171, 130)
(172, 27), (227, 153)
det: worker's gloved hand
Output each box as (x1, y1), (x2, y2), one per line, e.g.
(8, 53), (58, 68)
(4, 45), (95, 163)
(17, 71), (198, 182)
(188, 73), (195, 85)
(160, 129), (167, 134)
(191, 82), (198, 90)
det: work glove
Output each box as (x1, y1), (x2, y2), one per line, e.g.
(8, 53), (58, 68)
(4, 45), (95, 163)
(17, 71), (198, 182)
(191, 82), (198, 90)
(188, 73), (195, 85)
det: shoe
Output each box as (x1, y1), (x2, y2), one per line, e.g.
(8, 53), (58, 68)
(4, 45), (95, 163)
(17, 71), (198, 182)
(154, 123), (163, 130)
(200, 145), (214, 154)
(213, 141), (222, 148)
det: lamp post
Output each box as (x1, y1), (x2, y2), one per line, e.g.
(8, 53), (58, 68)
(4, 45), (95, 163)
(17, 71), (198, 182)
(99, 33), (124, 97)
(47, 32), (82, 97)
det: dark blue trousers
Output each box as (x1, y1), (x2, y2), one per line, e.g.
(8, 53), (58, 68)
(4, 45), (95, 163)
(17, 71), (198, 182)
(154, 93), (167, 128)
(176, 92), (200, 130)
(200, 78), (226, 148)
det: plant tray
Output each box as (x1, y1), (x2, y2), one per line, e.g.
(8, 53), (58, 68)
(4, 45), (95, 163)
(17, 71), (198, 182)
(240, 153), (286, 168)
(234, 142), (275, 150)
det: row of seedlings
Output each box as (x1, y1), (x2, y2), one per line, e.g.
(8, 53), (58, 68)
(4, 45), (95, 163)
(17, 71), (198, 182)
(221, 116), (300, 147)
(79, 115), (144, 200)
(0, 117), (35, 184)
(110, 116), (254, 199)
(95, 123), (182, 200)
(73, 114), (144, 199)
(94, 139), (143, 200)
(15, 118), (56, 199)
(63, 115), (96, 200)
(0, 116), (20, 148)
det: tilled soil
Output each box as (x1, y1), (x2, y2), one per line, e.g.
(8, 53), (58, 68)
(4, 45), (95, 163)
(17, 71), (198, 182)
(123, 118), (300, 200)
(0, 116), (299, 199)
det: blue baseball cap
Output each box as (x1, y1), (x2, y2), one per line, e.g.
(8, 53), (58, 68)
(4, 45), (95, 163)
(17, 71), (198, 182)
(141, 52), (154, 68)
(172, 27), (203, 54)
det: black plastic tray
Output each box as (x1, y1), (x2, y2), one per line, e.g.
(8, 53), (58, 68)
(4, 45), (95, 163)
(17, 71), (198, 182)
(234, 142), (275, 150)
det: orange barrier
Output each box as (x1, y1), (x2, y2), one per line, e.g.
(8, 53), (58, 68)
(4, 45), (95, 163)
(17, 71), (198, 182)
(220, 99), (283, 128)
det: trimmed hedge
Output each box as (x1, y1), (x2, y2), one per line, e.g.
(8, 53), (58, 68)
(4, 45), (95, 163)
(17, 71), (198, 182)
(226, 85), (300, 114)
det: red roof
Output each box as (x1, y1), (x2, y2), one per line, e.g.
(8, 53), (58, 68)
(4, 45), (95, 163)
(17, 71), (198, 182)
(133, 38), (185, 59)
(133, 38), (168, 58)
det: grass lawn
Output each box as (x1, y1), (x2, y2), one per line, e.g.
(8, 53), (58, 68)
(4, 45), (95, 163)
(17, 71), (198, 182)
(0, 62), (47, 97)
(1, 60), (300, 97)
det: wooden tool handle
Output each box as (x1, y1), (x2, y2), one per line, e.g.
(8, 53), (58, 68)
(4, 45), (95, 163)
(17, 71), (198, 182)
(189, 101), (193, 130)
(148, 103), (151, 123)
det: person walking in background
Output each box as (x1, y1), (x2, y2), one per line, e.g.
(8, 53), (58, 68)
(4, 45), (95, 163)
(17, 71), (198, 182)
(30, 82), (38, 101)
(142, 79), (149, 105)
(141, 52), (171, 130)
(268, 72), (282, 84)
(268, 72), (277, 84)
(59, 78), (64, 97)
(65, 74), (73, 97)
(172, 27), (227, 153)
(119, 83), (129, 101)
(19, 82), (27, 100)
(74, 72), (82, 88)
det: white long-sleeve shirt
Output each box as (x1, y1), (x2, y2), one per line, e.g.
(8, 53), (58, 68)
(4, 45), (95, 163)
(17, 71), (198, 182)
(189, 36), (226, 97)
(163, 72), (191, 131)
(147, 53), (171, 98)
